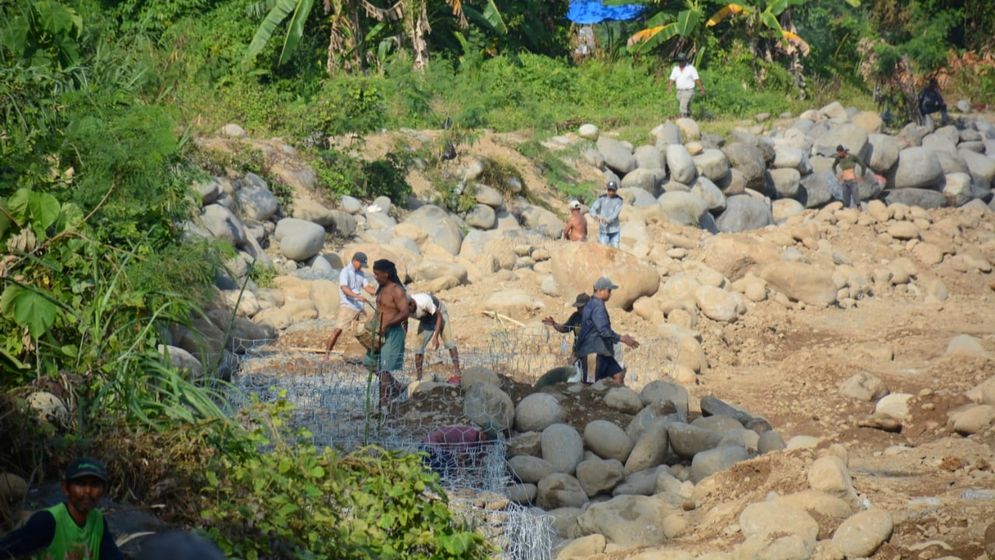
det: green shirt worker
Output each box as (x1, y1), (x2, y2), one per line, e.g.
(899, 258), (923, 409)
(0, 458), (122, 560)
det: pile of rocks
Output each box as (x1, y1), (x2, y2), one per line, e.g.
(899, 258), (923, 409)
(503, 381), (780, 534)
(577, 101), (995, 235)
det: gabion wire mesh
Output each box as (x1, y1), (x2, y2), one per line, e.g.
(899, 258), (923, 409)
(226, 327), (673, 560)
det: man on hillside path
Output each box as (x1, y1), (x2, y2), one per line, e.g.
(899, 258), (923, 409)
(324, 252), (376, 360)
(365, 259), (409, 407)
(575, 277), (639, 385)
(668, 53), (705, 118)
(832, 145), (868, 210)
(0, 458), (123, 559)
(589, 181), (623, 248)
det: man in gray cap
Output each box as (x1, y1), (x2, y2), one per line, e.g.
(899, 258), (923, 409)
(0, 457), (122, 559)
(324, 251), (377, 359)
(589, 181), (623, 248)
(667, 52), (705, 118)
(575, 277), (640, 384)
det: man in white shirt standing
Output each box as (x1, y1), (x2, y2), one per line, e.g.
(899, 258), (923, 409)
(324, 251), (377, 359)
(668, 53), (705, 118)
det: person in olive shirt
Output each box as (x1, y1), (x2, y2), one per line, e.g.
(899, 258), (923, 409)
(832, 144), (868, 210)
(0, 458), (122, 560)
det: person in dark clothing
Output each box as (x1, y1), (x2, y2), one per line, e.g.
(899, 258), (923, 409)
(832, 145), (868, 210)
(542, 293), (590, 340)
(918, 78), (950, 126)
(542, 293), (591, 382)
(0, 458), (122, 560)
(574, 278), (639, 385)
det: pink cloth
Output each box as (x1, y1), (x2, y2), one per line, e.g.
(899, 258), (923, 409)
(423, 426), (481, 445)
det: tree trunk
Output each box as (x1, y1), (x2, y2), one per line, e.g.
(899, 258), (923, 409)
(410, 2), (430, 71)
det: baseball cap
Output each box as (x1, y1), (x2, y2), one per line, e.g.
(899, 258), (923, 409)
(65, 457), (108, 483)
(836, 144), (848, 153)
(676, 53), (687, 62)
(606, 180), (619, 191)
(593, 277), (619, 291)
(568, 200), (582, 210)
(572, 293), (591, 308)
(353, 252), (368, 266)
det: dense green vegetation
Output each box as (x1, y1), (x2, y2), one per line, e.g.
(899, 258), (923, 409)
(1, 0), (990, 555)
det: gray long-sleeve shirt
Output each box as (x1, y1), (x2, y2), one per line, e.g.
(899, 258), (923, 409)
(589, 195), (623, 234)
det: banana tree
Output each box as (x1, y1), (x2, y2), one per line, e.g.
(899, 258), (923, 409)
(623, 0), (709, 61)
(243, 0), (506, 75)
(704, 0), (816, 60)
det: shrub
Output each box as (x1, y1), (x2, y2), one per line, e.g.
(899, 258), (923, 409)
(200, 397), (492, 560)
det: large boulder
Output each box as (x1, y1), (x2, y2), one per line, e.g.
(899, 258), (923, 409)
(537, 473), (588, 509)
(634, 145), (666, 170)
(651, 122), (682, 145)
(657, 192), (709, 227)
(401, 205), (464, 255)
(884, 188), (946, 209)
(463, 383), (514, 431)
(694, 286), (739, 322)
(893, 147), (944, 190)
(761, 262), (838, 306)
(667, 424), (724, 459)
(959, 149), (995, 189)
(474, 183), (505, 207)
(621, 168), (666, 195)
(577, 495), (678, 547)
(465, 204), (497, 230)
(200, 204), (248, 246)
(597, 137), (637, 175)
(549, 242), (660, 309)
(832, 509), (894, 559)
(723, 143), (766, 189)
(235, 184), (279, 221)
(667, 145), (697, 184)
(691, 177), (726, 212)
(798, 171), (836, 208)
(640, 380), (689, 416)
(516, 393), (567, 432)
(772, 146), (807, 170)
(625, 422), (671, 474)
(740, 502), (819, 545)
(766, 168), (801, 198)
(542, 423), (585, 474)
(576, 458), (625, 497)
(715, 195), (773, 233)
(584, 420), (634, 463)
(274, 218), (325, 261)
(690, 445), (750, 482)
(867, 134), (900, 173)
(509, 455), (555, 484)
(813, 123), (870, 158)
(520, 205), (564, 237)
(694, 149), (731, 182)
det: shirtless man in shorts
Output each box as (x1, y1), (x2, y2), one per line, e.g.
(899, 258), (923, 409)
(562, 200), (588, 241)
(365, 259), (409, 407)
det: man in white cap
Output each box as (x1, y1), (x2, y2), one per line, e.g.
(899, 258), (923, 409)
(324, 251), (377, 359)
(562, 200), (588, 241)
(575, 277), (639, 384)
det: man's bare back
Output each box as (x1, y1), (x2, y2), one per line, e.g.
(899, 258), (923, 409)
(564, 212), (588, 241)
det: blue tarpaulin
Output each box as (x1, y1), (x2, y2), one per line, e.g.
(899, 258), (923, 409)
(567, 0), (646, 24)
